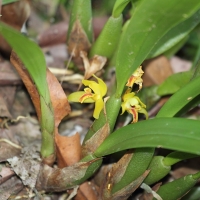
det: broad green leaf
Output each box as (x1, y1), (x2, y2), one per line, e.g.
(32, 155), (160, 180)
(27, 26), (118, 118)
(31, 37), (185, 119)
(157, 71), (193, 96)
(115, 0), (200, 96)
(147, 9), (200, 59)
(94, 118), (200, 157)
(163, 35), (189, 58)
(0, 22), (49, 100)
(157, 76), (200, 118)
(2, 0), (19, 5)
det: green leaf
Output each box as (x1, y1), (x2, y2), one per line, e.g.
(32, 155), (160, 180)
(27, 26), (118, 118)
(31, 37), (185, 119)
(182, 186), (200, 200)
(0, 22), (55, 159)
(2, 0), (19, 5)
(157, 76), (200, 118)
(94, 118), (200, 157)
(147, 9), (200, 59)
(115, 0), (200, 96)
(67, 0), (93, 43)
(163, 151), (198, 166)
(155, 173), (199, 200)
(112, 0), (131, 18)
(0, 22), (48, 100)
(163, 35), (189, 58)
(89, 15), (123, 59)
(157, 71), (193, 96)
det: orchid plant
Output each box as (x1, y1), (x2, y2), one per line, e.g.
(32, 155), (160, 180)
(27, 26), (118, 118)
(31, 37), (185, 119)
(1, 0), (200, 199)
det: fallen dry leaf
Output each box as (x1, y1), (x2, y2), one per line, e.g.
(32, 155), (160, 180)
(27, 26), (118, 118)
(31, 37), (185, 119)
(0, 94), (12, 119)
(7, 144), (41, 189)
(38, 21), (68, 47)
(74, 182), (98, 200)
(0, 176), (23, 200)
(170, 56), (191, 73)
(55, 131), (81, 168)
(0, 59), (21, 85)
(143, 56), (173, 87)
(10, 52), (41, 120)
(0, 167), (15, 184)
(0, 140), (21, 162)
(80, 50), (107, 80)
(46, 69), (70, 127)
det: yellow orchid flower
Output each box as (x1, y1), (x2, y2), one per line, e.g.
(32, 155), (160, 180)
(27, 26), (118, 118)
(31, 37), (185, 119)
(121, 88), (148, 123)
(126, 66), (144, 92)
(68, 75), (107, 119)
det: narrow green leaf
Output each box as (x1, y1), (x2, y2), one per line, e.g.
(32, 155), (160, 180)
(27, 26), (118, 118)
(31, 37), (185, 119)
(147, 9), (200, 59)
(157, 76), (200, 118)
(115, 0), (200, 96)
(2, 0), (19, 5)
(0, 22), (48, 100)
(163, 151), (198, 166)
(112, 148), (154, 193)
(155, 173), (199, 200)
(67, 0), (93, 43)
(94, 118), (200, 157)
(0, 22), (55, 159)
(163, 35), (189, 58)
(89, 15), (123, 59)
(143, 156), (171, 185)
(192, 57), (200, 78)
(112, 0), (131, 18)
(157, 71), (193, 96)
(182, 186), (200, 200)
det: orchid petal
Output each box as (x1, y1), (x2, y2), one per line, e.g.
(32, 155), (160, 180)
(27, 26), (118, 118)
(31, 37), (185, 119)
(82, 79), (101, 95)
(68, 91), (95, 103)
(93, 74), (107, 96)
(93, 98), (104, 119)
